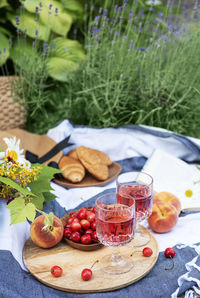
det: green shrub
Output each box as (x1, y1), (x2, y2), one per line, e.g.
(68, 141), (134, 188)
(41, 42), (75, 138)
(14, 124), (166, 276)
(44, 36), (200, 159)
(14, 1), (200, 137)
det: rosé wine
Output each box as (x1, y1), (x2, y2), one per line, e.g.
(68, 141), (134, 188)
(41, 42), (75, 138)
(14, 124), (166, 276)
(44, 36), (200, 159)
(117, 184), (153, 221)
(96, 204), (135, 246)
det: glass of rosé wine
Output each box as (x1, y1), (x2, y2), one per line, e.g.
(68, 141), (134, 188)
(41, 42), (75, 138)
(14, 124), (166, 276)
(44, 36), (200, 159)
(116, 171), (153, 247)
(95, 191), (135, 274)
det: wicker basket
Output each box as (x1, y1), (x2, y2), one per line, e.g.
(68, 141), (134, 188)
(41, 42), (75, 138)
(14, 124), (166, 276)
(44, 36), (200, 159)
(0, 76), (26, 131)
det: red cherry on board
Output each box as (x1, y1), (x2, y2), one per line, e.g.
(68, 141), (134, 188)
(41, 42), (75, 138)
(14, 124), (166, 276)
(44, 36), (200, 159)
(143, 247), (153, 257)
(51, 265), (63, 277)
(81, 268), (92, 281)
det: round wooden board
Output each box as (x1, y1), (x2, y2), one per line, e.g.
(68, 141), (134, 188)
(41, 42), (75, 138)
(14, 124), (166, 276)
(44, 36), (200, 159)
(23, 226), (159, 293)
(53, 162), (122, 188)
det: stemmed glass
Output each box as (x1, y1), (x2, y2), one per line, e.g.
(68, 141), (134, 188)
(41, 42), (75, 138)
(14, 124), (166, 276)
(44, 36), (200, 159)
(95, 191), (135, 274)
(116, 171), (153, 247)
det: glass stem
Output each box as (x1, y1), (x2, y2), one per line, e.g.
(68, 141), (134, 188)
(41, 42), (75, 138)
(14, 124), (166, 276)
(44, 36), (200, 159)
(135, 221), (140, 234)
(111, 246), (122, 263)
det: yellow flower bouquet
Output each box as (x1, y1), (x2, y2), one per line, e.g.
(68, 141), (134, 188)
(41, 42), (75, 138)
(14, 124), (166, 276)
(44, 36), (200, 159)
(0, 136), (60, 224)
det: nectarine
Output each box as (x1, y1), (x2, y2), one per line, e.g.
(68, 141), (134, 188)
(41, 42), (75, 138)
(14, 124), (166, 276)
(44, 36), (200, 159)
(154, 192), (181, 215)
(30, 214), (64, 248)
(148, 202), (178, 233)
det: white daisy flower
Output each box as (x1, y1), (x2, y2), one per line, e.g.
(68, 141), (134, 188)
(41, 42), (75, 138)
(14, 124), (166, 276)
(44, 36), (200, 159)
(3, 137), (31, 169)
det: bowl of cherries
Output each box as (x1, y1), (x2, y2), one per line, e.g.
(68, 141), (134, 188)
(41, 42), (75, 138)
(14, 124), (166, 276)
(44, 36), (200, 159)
(62, 206), (102, 251)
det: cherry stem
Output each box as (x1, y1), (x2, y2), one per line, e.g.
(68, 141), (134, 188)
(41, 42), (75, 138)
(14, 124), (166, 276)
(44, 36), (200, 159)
(165, 256), (174, 270)
(90, 260), (99, 269)
(130, 250), (141, 257)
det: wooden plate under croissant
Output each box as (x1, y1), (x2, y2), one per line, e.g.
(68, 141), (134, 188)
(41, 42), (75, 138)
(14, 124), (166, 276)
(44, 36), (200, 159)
(53, 146), (122, 189)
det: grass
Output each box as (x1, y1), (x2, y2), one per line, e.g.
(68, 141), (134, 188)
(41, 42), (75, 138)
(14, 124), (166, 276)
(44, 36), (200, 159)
(14, 1), (200, 137)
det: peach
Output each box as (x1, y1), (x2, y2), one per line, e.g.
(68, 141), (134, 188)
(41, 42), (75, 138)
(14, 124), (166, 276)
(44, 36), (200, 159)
(30, 214), (64, 248)
(148, 201), (178, 233)
(154, 192), (181, 215)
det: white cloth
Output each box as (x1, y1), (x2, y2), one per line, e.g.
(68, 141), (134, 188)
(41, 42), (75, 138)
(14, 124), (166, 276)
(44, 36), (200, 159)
(0, 119), (200, 271)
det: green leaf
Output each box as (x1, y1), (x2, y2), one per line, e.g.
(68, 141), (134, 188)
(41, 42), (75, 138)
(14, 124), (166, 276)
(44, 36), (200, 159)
(62, 0), (83, 21)
(10, 40), (45, 74)
(19, 0), (39, 12)
(7, 10), (50, 41)
(0, 26), (12, 37)
(47, 57), (78, 81)
(47, 37), (85, 81)
(31, 192), (44, 209)
(44, 211), (54, 227)
(28, 164), (61, 194)
(0, 176), (34, 197)
(39, 1), (72, 37)
(21, 0), (72, 36)
(61, 0), (83, 13)
(0, 31), (9, 66)
(7, 198), (36, 224)
(0, 0), (8, 8)
(50, 37), (85, 62)
(43, 191), (56, 203)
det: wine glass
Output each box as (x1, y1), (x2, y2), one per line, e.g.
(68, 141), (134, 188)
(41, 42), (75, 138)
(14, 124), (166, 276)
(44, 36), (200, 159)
(116, 171), (153, 247)
(95, 191), (135, 274)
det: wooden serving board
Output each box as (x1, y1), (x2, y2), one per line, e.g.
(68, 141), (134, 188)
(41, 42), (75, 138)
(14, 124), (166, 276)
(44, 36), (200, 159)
(23, 226), (159, 293)
(53, 162), (122, 189)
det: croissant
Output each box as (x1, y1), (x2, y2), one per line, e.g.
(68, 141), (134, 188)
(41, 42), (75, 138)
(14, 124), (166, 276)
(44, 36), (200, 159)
(58, 156), (85, 183)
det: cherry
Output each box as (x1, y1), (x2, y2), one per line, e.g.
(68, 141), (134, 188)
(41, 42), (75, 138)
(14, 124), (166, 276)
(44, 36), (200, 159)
(81, 268), (92, 281)
(92, 231), (98, 242)
(85, 229), (93, 237)
(66, 217), (74, 225)
(86, 210), (93, 217)
(80, 219), (90, 230)
(81, 260), (99, 281)
(69, 211), (78, 218)
(71, 231), (81, 243)
(64, 227), (72, 239)
(87, 212), (95, 223)
(81, 234), (92, 244)
(71, 222), (82, 232)
(64, 223), (71, 229)
(91, 221), (96, 231)
(78, 208), (87, 220)
(51, 265), (63, 277)
(87, 206), (96, 213)
(72, 218), (80, 223)
(143, 247), (153, 257)
(164, 247), (175, 270)
(165, 247), (175, 258)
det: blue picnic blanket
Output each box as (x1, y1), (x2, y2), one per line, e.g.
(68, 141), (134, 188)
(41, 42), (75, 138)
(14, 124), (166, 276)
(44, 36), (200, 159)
(1, 121), (200, 297)
(0, 192), (200, 298)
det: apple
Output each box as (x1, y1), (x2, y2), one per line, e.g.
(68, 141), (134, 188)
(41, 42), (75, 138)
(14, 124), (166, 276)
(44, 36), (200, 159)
(30, 213), (64, 248)
(154, 192), (181, 215)
(148, 202), (178, 233)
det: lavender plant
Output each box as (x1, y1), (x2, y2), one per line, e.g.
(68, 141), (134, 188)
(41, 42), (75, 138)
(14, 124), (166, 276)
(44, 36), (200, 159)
(28, 0), (200, 137)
